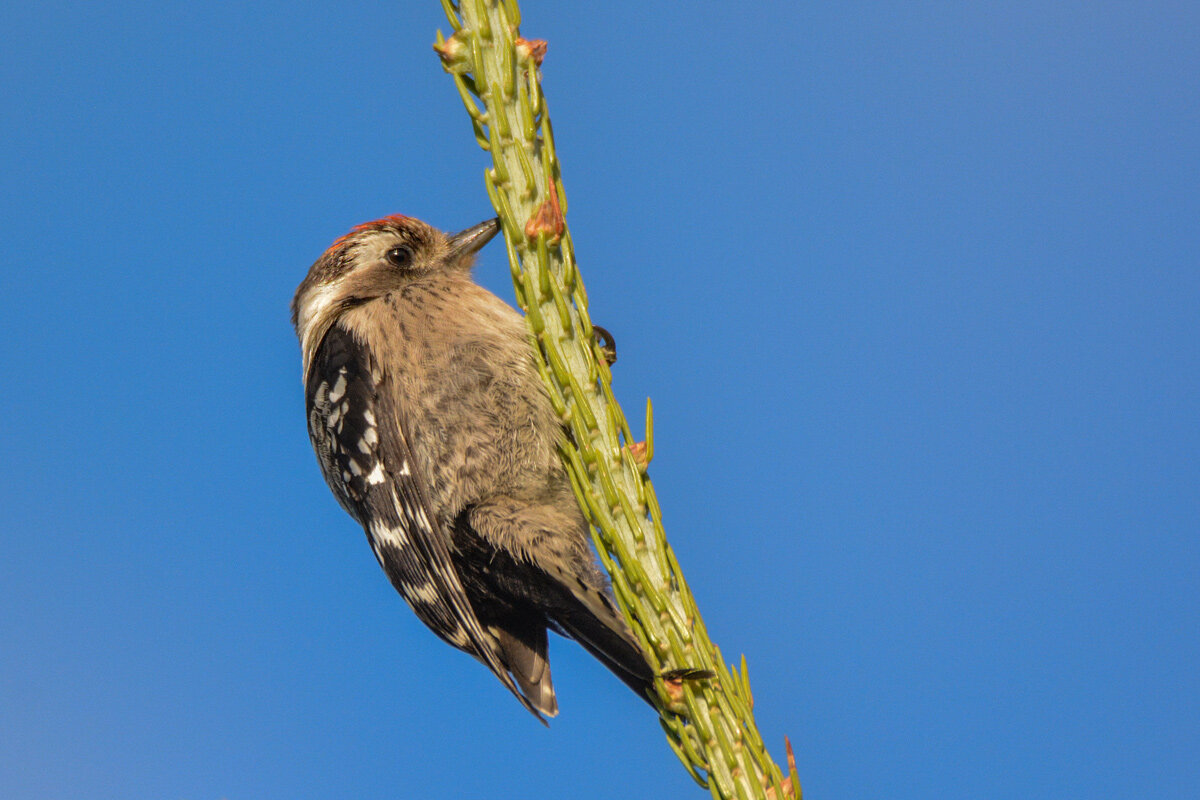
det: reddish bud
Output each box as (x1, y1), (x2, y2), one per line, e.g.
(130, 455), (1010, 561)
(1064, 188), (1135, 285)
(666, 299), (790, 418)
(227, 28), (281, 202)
(515, 37), (548, 66)
(764, 738), (800, 799)
(628, 441), (650, 470)
(433, 34), (468, 69)
(662, 673), (687, 704)
(524, 182), (565, 242)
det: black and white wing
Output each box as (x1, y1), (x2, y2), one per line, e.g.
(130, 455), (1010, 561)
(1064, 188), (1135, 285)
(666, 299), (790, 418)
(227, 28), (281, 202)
(304, 322), (545, 721)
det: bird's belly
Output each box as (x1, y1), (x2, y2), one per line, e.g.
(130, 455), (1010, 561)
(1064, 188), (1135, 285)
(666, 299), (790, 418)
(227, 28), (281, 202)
(410, 347), (560, 518)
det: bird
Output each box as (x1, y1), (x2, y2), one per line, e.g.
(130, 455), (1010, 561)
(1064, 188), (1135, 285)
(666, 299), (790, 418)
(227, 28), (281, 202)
(291, 213), (655, 721)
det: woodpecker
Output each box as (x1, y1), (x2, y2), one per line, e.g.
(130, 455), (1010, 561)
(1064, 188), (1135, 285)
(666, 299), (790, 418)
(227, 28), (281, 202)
(291, 214), (654, 721)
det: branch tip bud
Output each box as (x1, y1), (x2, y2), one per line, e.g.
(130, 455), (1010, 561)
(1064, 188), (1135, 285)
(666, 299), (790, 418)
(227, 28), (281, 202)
(515, 37), (548, 66)
(764, 738), (800, 799)
(628, 441), (650, 470)
(433, 34), (470, 71)
(524, 182), (565, 242)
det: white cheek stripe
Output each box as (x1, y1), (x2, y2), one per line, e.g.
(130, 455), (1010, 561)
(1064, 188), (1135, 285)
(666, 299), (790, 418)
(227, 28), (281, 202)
(298, 283), (338, 336)
(297, 283), (341, 367)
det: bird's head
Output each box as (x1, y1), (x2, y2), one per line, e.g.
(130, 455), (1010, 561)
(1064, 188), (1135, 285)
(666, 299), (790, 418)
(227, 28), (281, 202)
(291, 214), (500, 366)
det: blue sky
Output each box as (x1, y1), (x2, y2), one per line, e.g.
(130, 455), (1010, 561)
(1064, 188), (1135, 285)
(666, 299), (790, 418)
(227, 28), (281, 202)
(2, 1), (1197, 798)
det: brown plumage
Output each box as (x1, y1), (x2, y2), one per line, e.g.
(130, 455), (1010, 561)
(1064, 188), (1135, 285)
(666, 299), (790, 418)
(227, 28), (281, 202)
(292, 215), (653, 720)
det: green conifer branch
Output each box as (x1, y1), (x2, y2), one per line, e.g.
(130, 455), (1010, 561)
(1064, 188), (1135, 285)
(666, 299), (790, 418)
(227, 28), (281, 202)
(434, 3), (798, 797)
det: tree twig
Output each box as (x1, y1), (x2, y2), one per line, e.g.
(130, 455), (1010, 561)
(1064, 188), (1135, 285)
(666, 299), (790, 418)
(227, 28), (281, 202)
(434, 3), (796, 797)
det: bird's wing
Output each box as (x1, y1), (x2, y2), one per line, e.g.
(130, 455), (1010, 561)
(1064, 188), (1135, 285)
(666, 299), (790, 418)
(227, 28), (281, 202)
(453, 509), (656, 704)
(305, 321), (544, 721)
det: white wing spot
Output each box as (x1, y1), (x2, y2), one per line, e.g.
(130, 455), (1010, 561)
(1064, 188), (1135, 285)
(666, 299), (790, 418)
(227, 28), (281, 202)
(363, 427), (378, 446)
(357, 438), (373, 455)
(391, 494), (425, 536)
(363, 409), (377, 427)
(402, 580), (441, 604)
(329, 371), (348, 402)
(397, 460), (411, 476)
(373, 519), (410, 548)
(366, 463), (385, 484)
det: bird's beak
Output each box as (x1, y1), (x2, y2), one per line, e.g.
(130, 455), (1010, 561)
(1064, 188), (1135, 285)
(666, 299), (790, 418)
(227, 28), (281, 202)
(447, 217), (501, 261)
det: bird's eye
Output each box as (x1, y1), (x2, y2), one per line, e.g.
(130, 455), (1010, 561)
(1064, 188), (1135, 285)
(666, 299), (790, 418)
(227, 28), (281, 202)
(385, 246), (414, 268)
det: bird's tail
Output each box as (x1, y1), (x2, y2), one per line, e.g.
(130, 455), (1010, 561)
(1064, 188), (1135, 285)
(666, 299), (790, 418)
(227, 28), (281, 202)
(536, 561), (657, 704)
(490, 618), (559, 718)
(541, 564), (716, 706)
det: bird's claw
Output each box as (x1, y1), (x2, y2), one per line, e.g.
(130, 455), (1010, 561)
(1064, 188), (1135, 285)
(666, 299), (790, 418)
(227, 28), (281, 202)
(593, 325), (617, 366)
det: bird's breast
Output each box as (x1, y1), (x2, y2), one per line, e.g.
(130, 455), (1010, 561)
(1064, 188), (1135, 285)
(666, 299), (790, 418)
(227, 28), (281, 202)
(344, 282), (564, 519)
